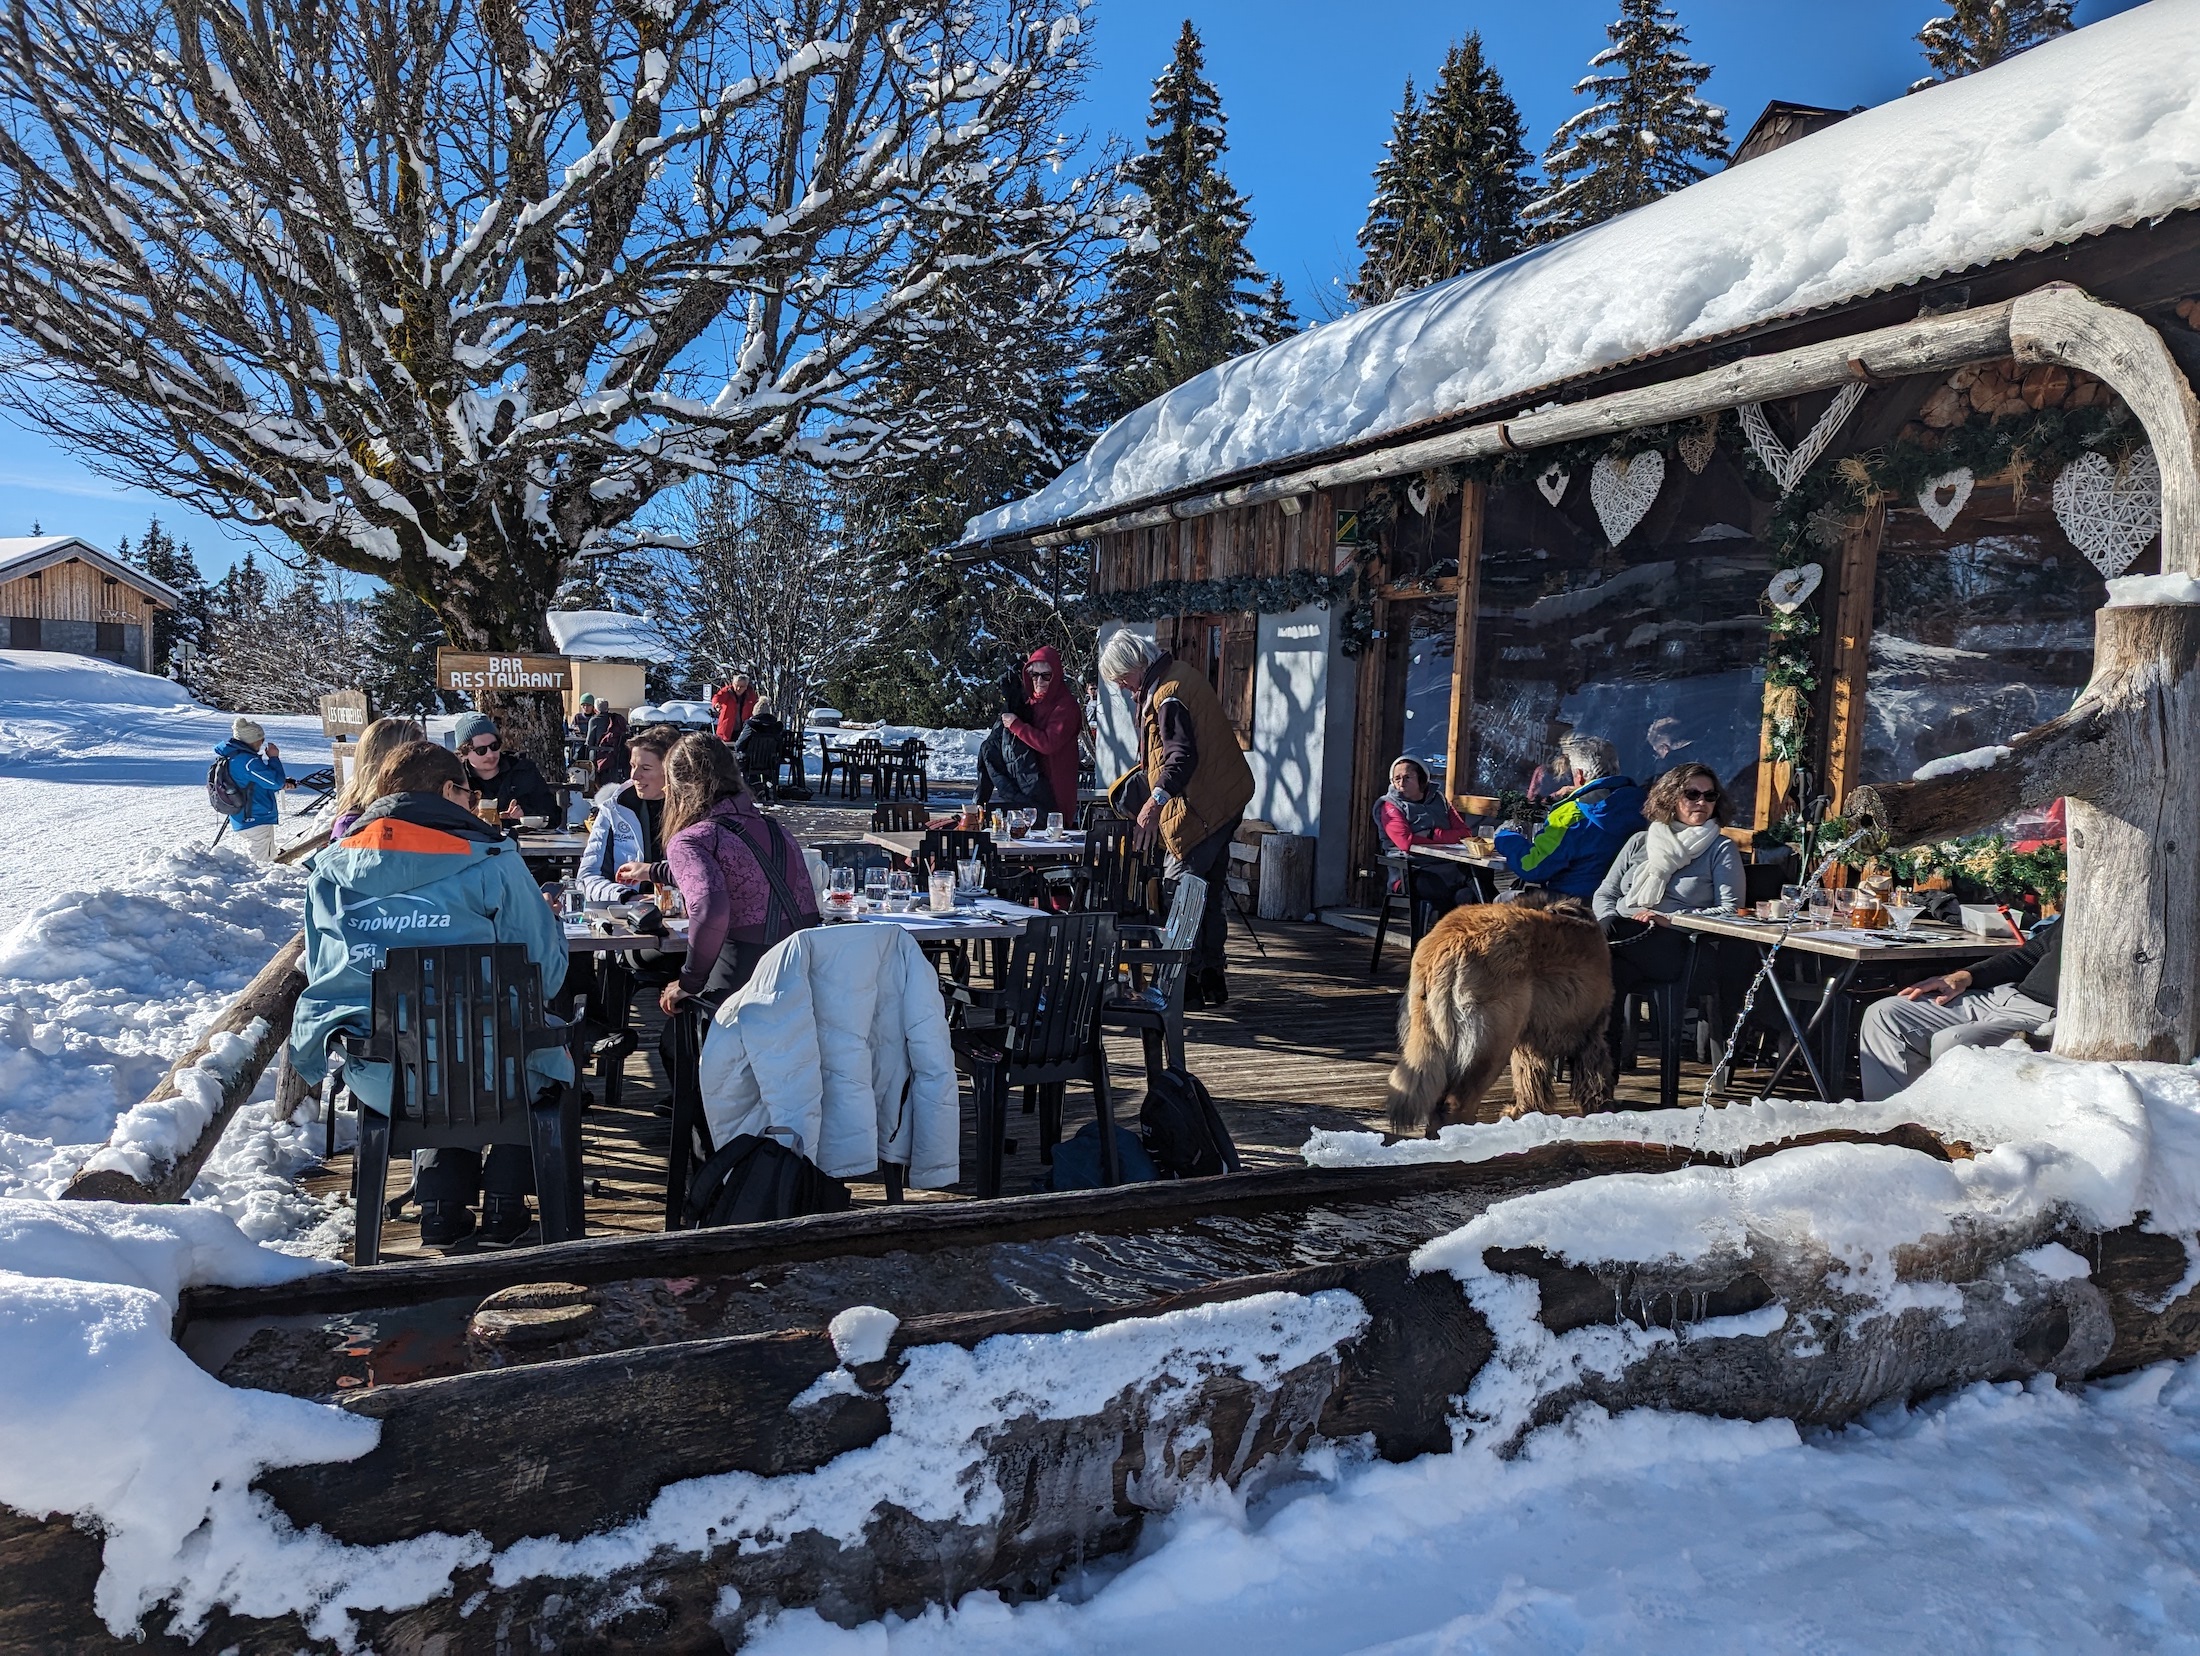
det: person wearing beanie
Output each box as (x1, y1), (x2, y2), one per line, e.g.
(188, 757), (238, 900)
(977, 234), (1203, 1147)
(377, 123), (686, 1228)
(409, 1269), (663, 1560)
(569, 692), (597, 744)
(453, 711), (558, 827)
(213, 715), (294, 859)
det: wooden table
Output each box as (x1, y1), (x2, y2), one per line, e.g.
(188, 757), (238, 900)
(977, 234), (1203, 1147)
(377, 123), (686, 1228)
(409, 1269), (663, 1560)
(562, 909), (690, 955)
(822, 895), (1052, 942)
(862, 829), (1087, 862)
(1667, 912), (2022, 1102)
(519, 829), (591, 874)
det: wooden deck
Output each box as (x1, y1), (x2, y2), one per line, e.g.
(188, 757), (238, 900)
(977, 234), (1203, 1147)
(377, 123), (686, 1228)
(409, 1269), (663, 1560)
(311, 826), (1755, 1259)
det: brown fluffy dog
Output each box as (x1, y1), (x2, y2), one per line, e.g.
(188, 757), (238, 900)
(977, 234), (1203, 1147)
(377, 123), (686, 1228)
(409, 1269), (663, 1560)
(1386, 892), (1615, 1135)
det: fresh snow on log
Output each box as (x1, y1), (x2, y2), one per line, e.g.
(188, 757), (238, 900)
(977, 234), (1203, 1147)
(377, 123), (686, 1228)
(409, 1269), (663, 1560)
(2105, 571), (2200, 607)
(1911, 743), (2014, 780)
(966, 3), (2200, 541)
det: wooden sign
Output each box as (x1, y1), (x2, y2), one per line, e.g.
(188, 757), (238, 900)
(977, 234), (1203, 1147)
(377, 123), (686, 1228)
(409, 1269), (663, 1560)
(318, 688), (370, 738)
(435, 650), (572, 694)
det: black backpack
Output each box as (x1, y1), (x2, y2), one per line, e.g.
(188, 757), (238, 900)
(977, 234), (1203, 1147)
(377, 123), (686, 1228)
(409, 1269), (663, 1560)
(1138, 1067), (1241, 1180)
(206, 752), (251, 817)
(682, 1133), (851, 1228)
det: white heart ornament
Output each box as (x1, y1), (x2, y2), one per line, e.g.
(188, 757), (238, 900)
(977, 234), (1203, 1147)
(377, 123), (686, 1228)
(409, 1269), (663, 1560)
(1738, 382), (1867, 495)
(1536, 463), (1568, 506)
(1589, 450), (1664, 546)
(2053, 447), (2162, 578)
(1406, 478), (1431, 517)
(1916, 467), (1972, 531)
(1765, 562), (1823, 614)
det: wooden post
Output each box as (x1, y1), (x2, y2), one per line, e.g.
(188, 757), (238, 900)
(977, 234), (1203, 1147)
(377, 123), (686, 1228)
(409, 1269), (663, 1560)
(1823, 501), (1886, 813)
(1256, 832), (1315, 920)
(1446, 481), (1485, 805)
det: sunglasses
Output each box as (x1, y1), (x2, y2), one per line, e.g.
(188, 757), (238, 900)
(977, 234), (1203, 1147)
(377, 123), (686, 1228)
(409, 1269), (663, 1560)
(1679, 787), (1720, 804)
(467, 739), (502, 756)
(1028, 669), (1053, 680)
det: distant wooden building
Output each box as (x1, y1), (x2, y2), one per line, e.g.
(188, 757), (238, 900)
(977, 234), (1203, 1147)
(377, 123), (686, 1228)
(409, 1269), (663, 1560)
(950, 13), (2200, 908)
(0, 536), (178, 673)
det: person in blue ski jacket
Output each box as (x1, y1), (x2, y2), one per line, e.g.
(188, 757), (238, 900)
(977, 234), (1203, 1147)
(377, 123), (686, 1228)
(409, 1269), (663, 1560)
(1493, 734), (1647, 900)
(290, 738), (572, 1247)
(215, 717), (295, 860)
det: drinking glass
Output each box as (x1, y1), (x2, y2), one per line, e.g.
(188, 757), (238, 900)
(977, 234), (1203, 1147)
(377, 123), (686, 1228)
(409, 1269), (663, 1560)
(1886, 888), (1924, 936)
(1778, 884), (1803, 921)
(862, 863), (889, 907)
(1807, 887), (1835, 927)
(956, 854), (986, 896)
(829, 866), (857, 913)
(1014, 807), (1037, 840)
(1046, 811), (1065, 840)
(887, 868), (913, 911)
(1829, 888), (1857, 928)
(928, 869), (955, 913)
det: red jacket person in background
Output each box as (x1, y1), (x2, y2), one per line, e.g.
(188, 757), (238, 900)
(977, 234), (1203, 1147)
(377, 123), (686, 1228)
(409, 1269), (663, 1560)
(711, 674), (760, 743)
(1001, 645), (1083, 821)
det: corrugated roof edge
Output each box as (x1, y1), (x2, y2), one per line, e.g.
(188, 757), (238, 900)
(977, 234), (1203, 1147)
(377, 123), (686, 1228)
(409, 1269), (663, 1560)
(0, 536), (185, 606)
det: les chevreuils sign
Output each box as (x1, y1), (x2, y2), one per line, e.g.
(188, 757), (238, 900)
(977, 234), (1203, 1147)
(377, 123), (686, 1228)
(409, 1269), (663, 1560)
(435, 650), (574, 693)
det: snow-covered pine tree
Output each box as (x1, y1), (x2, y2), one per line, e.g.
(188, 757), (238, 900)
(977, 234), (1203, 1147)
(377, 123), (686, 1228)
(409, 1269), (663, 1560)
(363, 585), (458, 720)
(202, 563), (375, 715)
(118, 518), (216, 683)
(829, 176), (1099, 726)
(1525, 1), (1729, 242)
(1352, 35), (1534, 306)
(1093, 22), (1296, 427)
(0, 0), (1101, 770)
(1912, 0), (2075, 89)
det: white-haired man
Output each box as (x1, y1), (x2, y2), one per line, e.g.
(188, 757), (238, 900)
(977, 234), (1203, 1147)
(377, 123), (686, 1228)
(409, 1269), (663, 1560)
(1099, 630), (1255, 1006)
(1493, 733), (1646, 899)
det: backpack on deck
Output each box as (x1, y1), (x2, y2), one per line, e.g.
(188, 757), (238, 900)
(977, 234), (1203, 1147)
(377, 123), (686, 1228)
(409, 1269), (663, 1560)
(1043, 1120), (1157, 1191)
(682, 1133), (851, 1228)
(206, 753), (251, 817)
(1139, 1067), (1241, 1180)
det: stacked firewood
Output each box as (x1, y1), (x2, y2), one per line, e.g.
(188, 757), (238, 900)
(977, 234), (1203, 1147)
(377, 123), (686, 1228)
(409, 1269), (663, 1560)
(1908, 357), (2116, 435)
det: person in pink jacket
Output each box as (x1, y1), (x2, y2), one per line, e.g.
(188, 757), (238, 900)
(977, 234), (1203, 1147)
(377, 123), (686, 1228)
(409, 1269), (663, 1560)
(1001, 644), (1084, 820)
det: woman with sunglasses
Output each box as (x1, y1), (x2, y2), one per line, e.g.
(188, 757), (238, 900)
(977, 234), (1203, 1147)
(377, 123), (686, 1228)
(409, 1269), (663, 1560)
(452, 711), (560, 827)
(1593, 762), (1743, 1014)
(999, 645), (1083, 825)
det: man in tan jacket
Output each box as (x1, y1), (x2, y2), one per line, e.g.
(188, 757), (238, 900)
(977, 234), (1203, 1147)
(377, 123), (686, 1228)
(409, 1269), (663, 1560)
(1100, 630), (1255, 1006)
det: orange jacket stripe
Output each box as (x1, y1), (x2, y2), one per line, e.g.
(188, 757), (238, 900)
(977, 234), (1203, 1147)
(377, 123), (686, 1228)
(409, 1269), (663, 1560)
(338, 818), (478, 855)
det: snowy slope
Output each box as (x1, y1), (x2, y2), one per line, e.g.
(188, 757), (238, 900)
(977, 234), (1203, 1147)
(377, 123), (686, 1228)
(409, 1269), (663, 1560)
(967, 0), (2200, 542)
(0, 651), (337, 1247)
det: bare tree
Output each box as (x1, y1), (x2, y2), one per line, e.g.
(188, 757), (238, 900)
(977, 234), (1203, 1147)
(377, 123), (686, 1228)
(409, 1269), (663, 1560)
(0, 0), (1097, 759)
(655, 467), (871, 733)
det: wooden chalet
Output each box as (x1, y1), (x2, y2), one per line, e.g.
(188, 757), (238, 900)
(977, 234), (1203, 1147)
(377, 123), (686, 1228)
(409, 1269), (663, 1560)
(0, 535), (178, 673)
(955, 14), (2200, 907)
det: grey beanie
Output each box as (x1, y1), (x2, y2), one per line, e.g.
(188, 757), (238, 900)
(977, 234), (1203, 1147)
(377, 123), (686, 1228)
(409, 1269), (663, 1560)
(230, 716), (265, 746)
(453, 712), (498, 748)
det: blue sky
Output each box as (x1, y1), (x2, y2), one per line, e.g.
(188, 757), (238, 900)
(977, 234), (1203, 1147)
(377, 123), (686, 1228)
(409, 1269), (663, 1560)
(0, 0), (2147, 575)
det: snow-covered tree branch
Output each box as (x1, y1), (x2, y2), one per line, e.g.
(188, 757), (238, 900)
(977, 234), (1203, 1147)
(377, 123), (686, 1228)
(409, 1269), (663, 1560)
(0, 0), (1100, 660)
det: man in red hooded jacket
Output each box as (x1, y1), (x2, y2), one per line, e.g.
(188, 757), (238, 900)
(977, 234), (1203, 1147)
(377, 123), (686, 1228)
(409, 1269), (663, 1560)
(1001, 645), (1084, 820)
(711, 673), (759, 744)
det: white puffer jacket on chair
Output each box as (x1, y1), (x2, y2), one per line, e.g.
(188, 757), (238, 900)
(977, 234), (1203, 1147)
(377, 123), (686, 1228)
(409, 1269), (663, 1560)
(696, 922), (960, 1187)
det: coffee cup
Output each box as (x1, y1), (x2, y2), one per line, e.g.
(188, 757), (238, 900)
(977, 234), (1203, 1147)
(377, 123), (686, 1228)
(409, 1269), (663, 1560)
(520, 815), (547, 831)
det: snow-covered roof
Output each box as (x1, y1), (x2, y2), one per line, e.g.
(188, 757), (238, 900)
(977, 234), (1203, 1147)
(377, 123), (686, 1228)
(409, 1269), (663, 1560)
(964, 2), (2200, 546)
(544, 609), (676, 663)
(0, 536), (182, 606)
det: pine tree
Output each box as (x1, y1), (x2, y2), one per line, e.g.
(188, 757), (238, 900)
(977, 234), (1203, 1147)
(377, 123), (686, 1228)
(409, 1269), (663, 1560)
(363, 584), (457, 719)
(117, 517), (216, 682)
(1353, 35), (1534, 306)
(1093, 21), (1295, 427)
(1525, 1), (1729, 243)
(1911, 0), (2074, 89)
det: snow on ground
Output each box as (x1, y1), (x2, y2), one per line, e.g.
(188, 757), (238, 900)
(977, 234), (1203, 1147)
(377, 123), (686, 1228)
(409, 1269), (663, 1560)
(622, 707), (990, 786)
(966, 2), (2200, 541)
(0, 650), (339, 1251)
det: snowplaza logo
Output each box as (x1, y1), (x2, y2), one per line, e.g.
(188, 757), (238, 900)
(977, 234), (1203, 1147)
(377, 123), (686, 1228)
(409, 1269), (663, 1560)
(349, 910), (454, 934)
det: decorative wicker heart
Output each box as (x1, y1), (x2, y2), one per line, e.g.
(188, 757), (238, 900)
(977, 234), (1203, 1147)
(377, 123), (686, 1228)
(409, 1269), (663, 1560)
(1678, 415), (1718, 474)
(1536, 462), (1569, 506)
(1738, 381), (1866, 495)
(1765, 562), (1823, 614)
(1406, 478), (1431, 517)
(2053, 447), (2162, 578)
(1590, 450), (1664, 546)
(1917, 467), (1973, 531)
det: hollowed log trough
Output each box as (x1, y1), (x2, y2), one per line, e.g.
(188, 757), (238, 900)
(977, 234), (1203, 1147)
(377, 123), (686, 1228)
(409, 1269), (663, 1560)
(5, 1124), (2199, 1653)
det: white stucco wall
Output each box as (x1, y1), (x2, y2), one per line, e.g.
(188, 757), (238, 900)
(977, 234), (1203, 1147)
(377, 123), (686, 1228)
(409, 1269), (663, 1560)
(1094, 607), (1359, 908)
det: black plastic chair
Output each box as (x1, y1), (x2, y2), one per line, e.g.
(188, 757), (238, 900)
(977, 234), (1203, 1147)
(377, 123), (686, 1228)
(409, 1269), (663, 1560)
(1101, 874), (1206, 1086)
(916, 827), (998, 882)
(345, 943), (582, 1265)
(952, 911), (1121, 1198)
(1072, 818), (1149, 919)
(880, 738), (930, 801)
(1368, 851), (1416, 972)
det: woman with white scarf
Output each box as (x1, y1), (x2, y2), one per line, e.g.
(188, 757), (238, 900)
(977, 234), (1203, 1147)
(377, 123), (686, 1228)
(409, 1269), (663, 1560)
(1593, 763), (1743, 1008)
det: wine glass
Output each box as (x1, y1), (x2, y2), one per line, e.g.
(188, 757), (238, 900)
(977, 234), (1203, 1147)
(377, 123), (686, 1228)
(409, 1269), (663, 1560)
(1014, 806), (1037, 840)
(1886, 887), (1924, 936)
(1778, 884), (1803, 921)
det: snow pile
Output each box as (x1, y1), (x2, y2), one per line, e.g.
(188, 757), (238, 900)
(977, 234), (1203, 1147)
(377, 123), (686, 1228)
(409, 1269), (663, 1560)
(856, 723), (986, 784)
(2106, 570), (2200, 607)
(631, 698), (715, 726)
(0, 1201), (476, 1645)
(747, 1361), (2200, 1654)
(967, 3), (2200, 541)
(828, 1303), (899, 1367)
(1911, 742), (2012, 780)
(545, 609), (676, 663)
